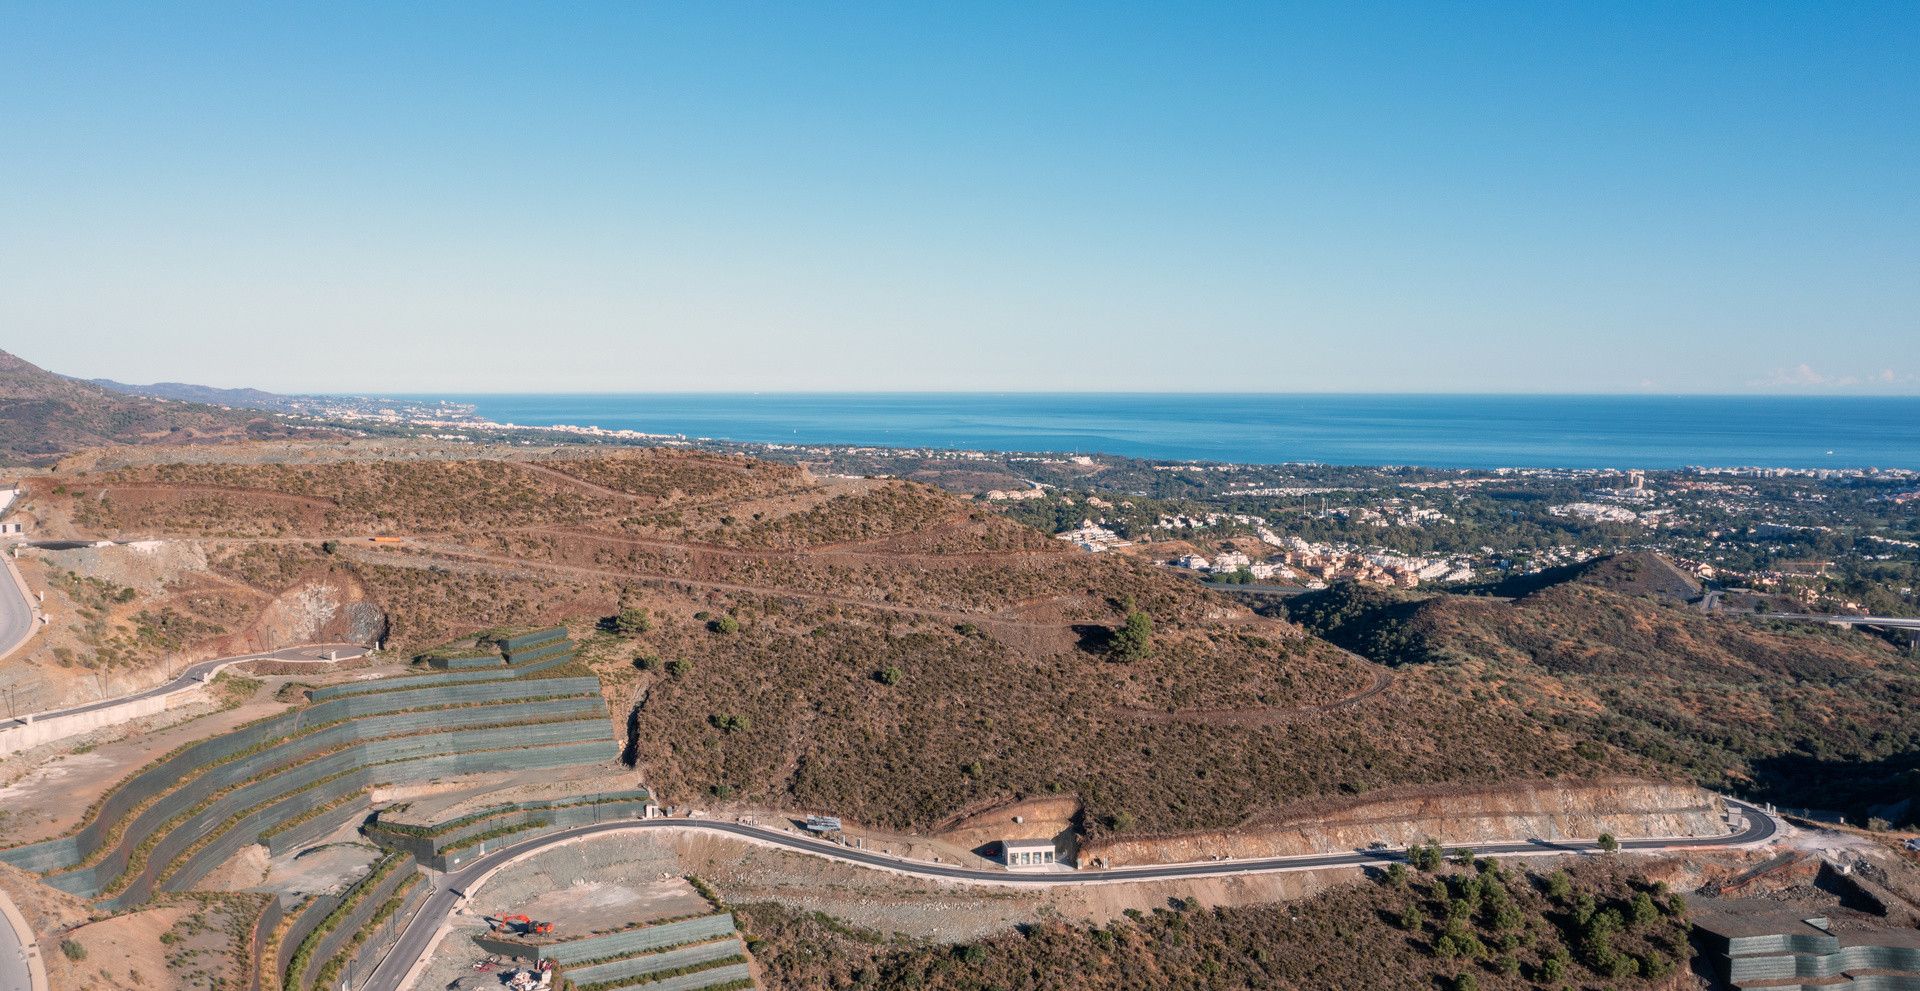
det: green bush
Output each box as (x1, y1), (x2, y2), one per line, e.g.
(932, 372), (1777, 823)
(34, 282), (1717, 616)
(61, 939), (87, 961)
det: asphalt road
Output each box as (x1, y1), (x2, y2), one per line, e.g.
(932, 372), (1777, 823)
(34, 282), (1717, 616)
(363, 800), (1776, 991)
(1766, 612), (1920, 630)
(0, 556), (34, 665)
(0, 890), (32, 991)
(10, 642), (368, 724)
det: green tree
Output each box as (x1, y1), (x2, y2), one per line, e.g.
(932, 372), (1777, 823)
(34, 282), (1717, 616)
(877, 665), (904, 686)
(613, 607), (651, 635)
(665, 659), (691, 677)
(1108, 609), (1154, 661)
(1630, 891), (1660, 929)
(1545, 869), (1573, 902)
(709, 615), (740, 634)
(1597, 832), (1620, 853)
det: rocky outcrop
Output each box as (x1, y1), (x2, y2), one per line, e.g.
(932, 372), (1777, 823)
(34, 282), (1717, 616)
(1083, 779), (1724, 868)
(248, 577), (386, 649)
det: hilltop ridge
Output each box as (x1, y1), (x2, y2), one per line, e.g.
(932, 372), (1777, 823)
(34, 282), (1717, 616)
(0, 349), (327, 466)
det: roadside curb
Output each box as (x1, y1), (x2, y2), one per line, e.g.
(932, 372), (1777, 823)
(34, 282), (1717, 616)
(0, 552), (40, 664)
(0, 886), (50, 991)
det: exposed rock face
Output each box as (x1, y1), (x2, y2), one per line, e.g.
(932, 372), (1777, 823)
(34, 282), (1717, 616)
(1083, 779), (1724, 867)
(248, 577), (386, 649)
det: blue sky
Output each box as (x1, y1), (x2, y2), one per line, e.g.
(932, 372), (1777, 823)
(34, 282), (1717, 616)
(2, 3), (1915, 393)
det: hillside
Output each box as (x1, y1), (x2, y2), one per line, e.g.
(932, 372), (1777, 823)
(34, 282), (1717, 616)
(744, 858), (1693, 991)
(7, 442), (1639, 837)
(0, 349), (323, 465)
(88, 377), (301, 413)
(1286, 555), (1920, 827)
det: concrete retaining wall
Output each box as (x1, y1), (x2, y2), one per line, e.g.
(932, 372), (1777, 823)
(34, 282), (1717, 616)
(0, 692), (183, 758)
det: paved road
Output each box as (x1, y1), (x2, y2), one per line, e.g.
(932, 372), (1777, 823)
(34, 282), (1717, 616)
(0, 886), (45, 991)
(8, 642), (368, 725)
(1765, 612), (1920, 631)
(363, 799), (1776, 991)
(0, 555), (35, 664)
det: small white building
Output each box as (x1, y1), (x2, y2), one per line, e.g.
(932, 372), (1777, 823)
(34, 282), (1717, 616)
(1003, 838), (1062, 869)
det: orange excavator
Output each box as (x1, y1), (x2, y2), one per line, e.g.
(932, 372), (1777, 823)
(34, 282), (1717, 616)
(487, 913), (554, 936)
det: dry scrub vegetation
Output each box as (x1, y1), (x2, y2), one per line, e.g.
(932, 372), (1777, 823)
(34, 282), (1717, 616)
(740, 859), (1690, 991)
(1288, 569), (1920, 827)
(27, 445), (1631, 835)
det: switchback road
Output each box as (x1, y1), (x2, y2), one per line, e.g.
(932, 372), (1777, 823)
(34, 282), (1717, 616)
(364, 799), (1776, 991)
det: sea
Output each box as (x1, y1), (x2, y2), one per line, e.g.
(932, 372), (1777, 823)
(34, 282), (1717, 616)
(390, 393), (1920, 470)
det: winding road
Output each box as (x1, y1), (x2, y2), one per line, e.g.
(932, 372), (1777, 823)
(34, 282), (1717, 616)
(8, 642), (369, 725)
(0, 555), (35, 665)
(363, 799), (1777, 991)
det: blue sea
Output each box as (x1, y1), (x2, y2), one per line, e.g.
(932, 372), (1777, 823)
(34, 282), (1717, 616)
(391, 394), (1920, 470)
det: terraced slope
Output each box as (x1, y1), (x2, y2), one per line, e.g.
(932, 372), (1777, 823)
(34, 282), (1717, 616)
(0, 647), (618, 911)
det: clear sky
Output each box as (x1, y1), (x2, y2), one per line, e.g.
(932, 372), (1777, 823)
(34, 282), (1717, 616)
(3, 3), (1916, 394)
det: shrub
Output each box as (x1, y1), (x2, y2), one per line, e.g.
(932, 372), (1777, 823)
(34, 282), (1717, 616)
(612, 608), (652, 635)
(665, 659), (691, 677)
(709, 615), (740, 635)
(876, 665), (903, 686)
(61, 939), (87, 961)
(1597, 832), (1620, 853)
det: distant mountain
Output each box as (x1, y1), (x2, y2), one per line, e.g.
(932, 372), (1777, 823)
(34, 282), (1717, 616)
(0, 350), (325, 465)
(88, 377), (302, 413)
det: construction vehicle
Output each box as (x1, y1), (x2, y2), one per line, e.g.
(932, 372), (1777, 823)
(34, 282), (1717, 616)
(486, 913), (554, 936)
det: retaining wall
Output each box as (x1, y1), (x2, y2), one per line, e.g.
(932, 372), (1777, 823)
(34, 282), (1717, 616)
(307, 667), (515, 701)
(1730, 945), (1920, 982)
(608, 962), (754, 991)
(16, 693), (607, 886)
(247, 895), (289, 991)
(0, 692), (181, 758)
(370, 791), (654, 868)
(265, 794), (374, 858)
(291, 855), (418, 991)
(563, 937), (745, 987)
(276, 894), (342, 989)
(544, 914), (737, 965)
(0, 677), (604, 874)
(333, 873), (431, 990)
(76, 725), (614, 909)
(501, 627), (567, 653)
